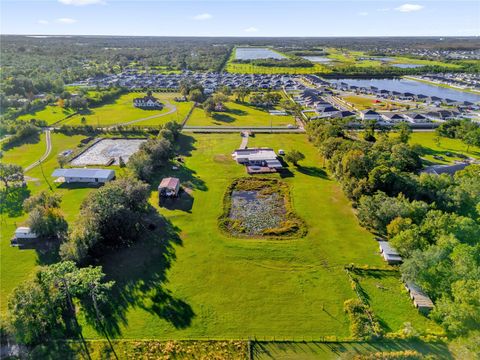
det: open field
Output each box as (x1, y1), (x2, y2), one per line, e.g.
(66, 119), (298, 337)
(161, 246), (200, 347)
(1, 131), (443, 344)
(0, 132), (93, 313)
(17, 105), (75, 125)
(226, 62), (328, 74)
(1, 133), (47, 169)
(341, 95), (409, 111)
(187, 102), (296, 127)
(406, 132), (480, 164)
(325, 48), (461, 70)
(354, 270), (441, 333)
(53, 132), (437, 340)
(64, 92), (193, 127)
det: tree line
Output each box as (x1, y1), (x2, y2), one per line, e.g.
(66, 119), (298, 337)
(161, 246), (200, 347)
(307, 119), (479, 353)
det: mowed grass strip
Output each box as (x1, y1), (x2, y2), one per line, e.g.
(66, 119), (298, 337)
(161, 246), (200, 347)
(187, 102), (296, 127)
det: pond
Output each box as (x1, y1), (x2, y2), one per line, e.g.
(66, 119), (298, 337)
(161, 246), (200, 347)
(229, 190), (285, 235)
(330, 78), (480, 103)
(219, 178), (306, 238)
(235, 47), (286, 60)
(392, 64), (424, 69)
(302, 56), (332, 63)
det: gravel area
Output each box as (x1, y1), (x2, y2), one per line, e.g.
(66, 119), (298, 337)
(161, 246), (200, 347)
(71, 138), (146, 166)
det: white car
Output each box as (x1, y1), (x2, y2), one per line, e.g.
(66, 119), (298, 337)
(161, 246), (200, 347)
(278, 149), (285, 155)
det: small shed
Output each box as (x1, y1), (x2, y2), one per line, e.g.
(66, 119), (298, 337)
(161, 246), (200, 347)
(14, 227), (37, 240)
(404, 281), (434, 314)
(378, 241), (403, 265)
(159, 177), (180, 198)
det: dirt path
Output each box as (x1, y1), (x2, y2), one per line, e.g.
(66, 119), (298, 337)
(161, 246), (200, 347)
(24, 129), (51, 173)
(240, 132), (249, 149)
(114, 101), (177, 127)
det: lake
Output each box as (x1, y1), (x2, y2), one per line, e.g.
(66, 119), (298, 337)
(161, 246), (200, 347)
(392, 64), (424, 69)
(302, 56), (332, 63)
(235, 47), (286, 60)
(330, 78), (480, 103)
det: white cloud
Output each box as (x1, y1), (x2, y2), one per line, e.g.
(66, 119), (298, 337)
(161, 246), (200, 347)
(55, 18), (78, 24)
(395, 4), (424, 12)
(59, 0), (105, 5)
(244, 27), (258, 33)
(193, 13), (212, 21)
(358, 11), (369, 16)
(38, 20), (49, 25)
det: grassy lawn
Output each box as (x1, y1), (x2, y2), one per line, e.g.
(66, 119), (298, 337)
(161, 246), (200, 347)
(64, 92), (193, 127)
(406, 132), (480, 165)
(69, 132), (439, 341)
(226, 62), (329, 74)
(187, 102), (296, 127)
(254, 340), (452, 359)
(342, 95), (408, 111)
(17, 105), (75, 125)
(355, 271), (442, 334)
(1, 133), (47, 169)
(0, 132), (93, 313)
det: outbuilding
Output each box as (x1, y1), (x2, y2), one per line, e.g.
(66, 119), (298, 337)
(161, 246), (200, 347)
(404, 281), (434, 314)
(52, 168), (115, 184)
(378, 241), (403, 264)
(14, 227), (37, 240)
(159, 177), (180, 197)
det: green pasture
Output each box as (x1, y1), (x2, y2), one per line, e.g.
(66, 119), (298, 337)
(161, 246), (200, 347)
(64, 92), (193, 127)
(187, 102), (296, 127)
(17, 105), (75, 125)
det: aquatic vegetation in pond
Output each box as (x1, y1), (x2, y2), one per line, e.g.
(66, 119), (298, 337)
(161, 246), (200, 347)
(219, 177), (306, 238)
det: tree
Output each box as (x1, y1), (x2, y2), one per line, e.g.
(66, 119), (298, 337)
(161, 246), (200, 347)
(233, 86), (250, 102)
(395, 122), (412, 144)
(188, 88), (204, 103)
(24, 191), (68, 240)
(0, 163), (24, 189)
(60, 178), (150, 262)
(284, 150), (305, 166)
(7, 261), (113, 345)
(463, 128), (480, 152)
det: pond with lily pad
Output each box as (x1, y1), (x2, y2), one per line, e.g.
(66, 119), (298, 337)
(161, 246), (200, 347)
(219, 178), (306, 238)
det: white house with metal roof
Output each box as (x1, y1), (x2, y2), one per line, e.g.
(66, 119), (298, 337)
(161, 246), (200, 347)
(52, 168), (115, 184)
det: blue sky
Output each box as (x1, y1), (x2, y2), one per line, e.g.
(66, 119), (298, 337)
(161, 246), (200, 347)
(1, 0), (479, 37)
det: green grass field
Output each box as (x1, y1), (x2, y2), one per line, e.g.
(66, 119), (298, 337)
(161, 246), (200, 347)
(1, 131), (442, 343)
(187, 102), (296, 127)
(17, 105), (75, 125)
(64, 92), (193, 127)
(0, 132), (93, 313)
(355, 271), (441, 333)
(407, 132), (480, 164)
(64, 133), (438, 340)
(1, 133), (47, 169)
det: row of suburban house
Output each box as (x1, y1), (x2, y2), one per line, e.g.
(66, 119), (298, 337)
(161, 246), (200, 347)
(331, 82), (479, 108)
(72, 71), (301, 94)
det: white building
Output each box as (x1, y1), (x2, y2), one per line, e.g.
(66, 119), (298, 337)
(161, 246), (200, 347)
(232, 148), (283, 169)
(14, 227), (37, 240)
(52, 168), (115, 184)
(378, 241), (402, 265)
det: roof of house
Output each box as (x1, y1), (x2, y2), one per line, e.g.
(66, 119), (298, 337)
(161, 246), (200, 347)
(363, 110), (380, 115)
(159, 177), (180, 190)
(52, 168), (115, 179)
